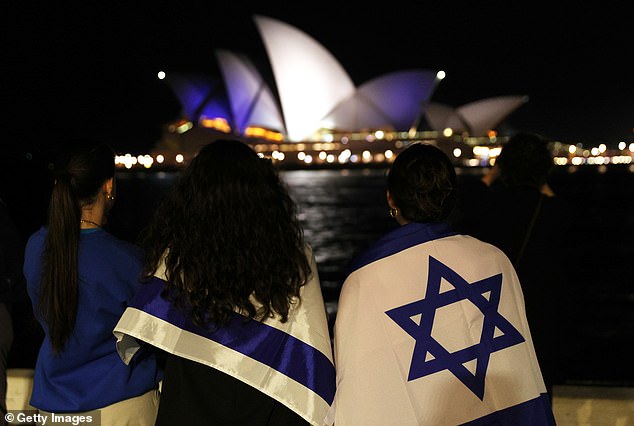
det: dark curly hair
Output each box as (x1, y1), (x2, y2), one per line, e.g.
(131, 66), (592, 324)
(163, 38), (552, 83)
(139, 139), (311, 328)
(496, 132), (553, 189)
(387, 143), (457, 222)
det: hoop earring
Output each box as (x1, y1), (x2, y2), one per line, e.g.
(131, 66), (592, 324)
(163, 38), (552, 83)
(388, 207), (399, 218)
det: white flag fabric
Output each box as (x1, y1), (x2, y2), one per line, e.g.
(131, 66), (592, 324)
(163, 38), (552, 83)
(327, 222), (555, 426)
(113, 247), (335, 426)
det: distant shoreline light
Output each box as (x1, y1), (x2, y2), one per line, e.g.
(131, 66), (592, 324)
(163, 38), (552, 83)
(114, 132), (634, 171)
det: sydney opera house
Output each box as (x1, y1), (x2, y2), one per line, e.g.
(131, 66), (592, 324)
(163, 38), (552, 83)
(134, 15), (584, 169)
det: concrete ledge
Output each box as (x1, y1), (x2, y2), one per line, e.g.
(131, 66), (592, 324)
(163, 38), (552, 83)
(553, 384), (634, 425)
(6, 372), (634, 425)
(6, 368), (35, 412)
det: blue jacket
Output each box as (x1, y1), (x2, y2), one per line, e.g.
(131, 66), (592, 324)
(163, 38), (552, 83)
(24, 227), (161, 412)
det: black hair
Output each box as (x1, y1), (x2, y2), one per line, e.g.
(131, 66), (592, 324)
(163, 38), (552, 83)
(387, 143), (457, 222)
(139, 139), (311, 328)
(496, 132), (553, 188)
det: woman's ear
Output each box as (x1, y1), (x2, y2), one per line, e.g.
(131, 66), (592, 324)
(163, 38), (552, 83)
(386, 190), (396, 209)
(103, 177), (114, 197)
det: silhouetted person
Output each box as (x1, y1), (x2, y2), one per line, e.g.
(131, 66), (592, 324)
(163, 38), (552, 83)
(450, 132), (576, 398)
(0, 198), (23, 424)
(0, 147), (46, 424)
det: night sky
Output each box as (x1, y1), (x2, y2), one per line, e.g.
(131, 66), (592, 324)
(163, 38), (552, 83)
(4, 2), (632, 156)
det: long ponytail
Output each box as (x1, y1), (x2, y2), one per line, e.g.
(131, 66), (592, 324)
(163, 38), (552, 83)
(38, 143), (115, 354)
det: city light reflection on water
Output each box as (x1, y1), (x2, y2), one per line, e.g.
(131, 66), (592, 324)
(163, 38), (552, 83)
(281, 169), (395, 289)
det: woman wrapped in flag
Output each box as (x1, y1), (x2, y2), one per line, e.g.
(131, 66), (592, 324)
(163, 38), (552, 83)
(327, 143), (556, 425)
(113, 139), (335, 426)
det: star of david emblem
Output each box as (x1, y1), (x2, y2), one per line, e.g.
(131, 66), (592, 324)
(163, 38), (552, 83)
(385, 256), (525, 400)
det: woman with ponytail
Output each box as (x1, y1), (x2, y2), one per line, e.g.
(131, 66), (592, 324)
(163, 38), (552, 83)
(23, 141), (161, 425)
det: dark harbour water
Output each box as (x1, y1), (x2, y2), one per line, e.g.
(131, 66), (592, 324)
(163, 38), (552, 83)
(109, 165), (634, 387)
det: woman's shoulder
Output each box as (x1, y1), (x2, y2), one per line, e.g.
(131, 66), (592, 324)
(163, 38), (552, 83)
(94, 231), (144, 261)
(447, 233), (511, 262)
(25, 226), (47, 249)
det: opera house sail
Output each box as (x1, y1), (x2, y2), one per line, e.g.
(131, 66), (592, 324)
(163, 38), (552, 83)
(215, 49), (286, 136)
(253, 14), (356, 141)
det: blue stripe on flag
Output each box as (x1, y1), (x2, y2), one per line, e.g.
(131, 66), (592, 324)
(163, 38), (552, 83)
(129, 277), (336, 404)
(347, 221), (456, 273)
(460, 393), (556, 425)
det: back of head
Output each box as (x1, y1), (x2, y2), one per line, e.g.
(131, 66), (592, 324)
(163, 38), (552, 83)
(496, 132), (552, 189)
(387, 143), (457, 222)
(52, 141), (116, 204)
(173, 140), (286, 234)
(48, 141), (116, 237)
(142, 139), (311, 327)
(182, 138), (272, 196)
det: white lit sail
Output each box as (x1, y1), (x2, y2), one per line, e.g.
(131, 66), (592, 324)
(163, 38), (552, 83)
(457, 95), (529, 136)
(253, 15), (356, 141)
(425, 95), (529, 136)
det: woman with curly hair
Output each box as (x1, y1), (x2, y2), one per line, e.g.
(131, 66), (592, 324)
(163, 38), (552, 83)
(114, 139), (335, 426)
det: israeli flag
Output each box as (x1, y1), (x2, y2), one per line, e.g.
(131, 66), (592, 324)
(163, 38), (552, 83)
(327, 222), (555, 425)
(114, 248), (335, 426)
